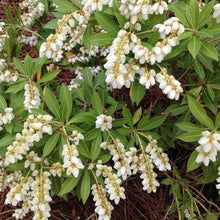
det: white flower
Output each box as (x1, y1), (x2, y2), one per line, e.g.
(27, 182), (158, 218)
(62, 144), (84, 177)
(69, 131), (84, 145)
(213, 4), (220, 23)
(24, 151), (41, 170)
(96, 114), (112, 131)
(196, 131), (220, 166)
(139, 68), (156, 89)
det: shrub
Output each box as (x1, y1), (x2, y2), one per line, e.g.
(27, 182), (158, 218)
(0, 0), (220, 219)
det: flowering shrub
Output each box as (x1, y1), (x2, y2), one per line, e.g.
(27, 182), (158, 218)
(0, 0), (220, 219)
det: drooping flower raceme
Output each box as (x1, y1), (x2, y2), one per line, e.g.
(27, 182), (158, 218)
(101, 140), (132, 180)
(24, 83), (41, 112)
(156, 67), (183, 100)
(31, 170), (52, 220)
(91, 184), (114, 220)
(0, 108), (14, 131)
(104, 30), (130, 89)
(196, 131), (220, 166)
(145, 137), (171, 171)
(4, 114), (53, 166)
(96, 114), (113, 131)
(62, 144), (84, 177)
(96, 164), (126, 204)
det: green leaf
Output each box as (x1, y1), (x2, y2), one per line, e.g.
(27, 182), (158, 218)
(83, 26), (93, 49)
(5, 81), (27, 94)
(53, 0), (77, 13)
(59, 175), (81, 195)
(68, 112), (96, 125)
(193, 59), (204, 80)
(176, 122), (204, 132)
(83, 68), (93, 88)
(215, 112), (220, 129)
(31, 57), (46, 77)
(188, 96), (214, 129)
(0, 95), (7, 111)
(187, 151), (201, 172)
(177, 130), (202, 142)
(24, 54), (33, 76)
(86, 33), (115, 47)
(60, 84), (73, 121)
(137, 115), (149, 130)
(77, 142), (90, 158)
(140, 116), (166, 131)
(92, 91), (103, 115)
(85, 128), (101, 140)
(43, 133), (60, 157)
(80, 169), (90, 204)
(14, 57), (26, 75)
(165, 104), (188, 116)
(187, 36), (201, 59)
(51, 176), (61, 195)
(39, 70), (60, 83)
(133, 107), (142, 125)
(197, 0), (215, 29)
(44, 87), (60, 119)
(206, 214), (219, 220)
(186, 0), (199, 29)
(0, 135), (15, 147)
(94, 12), (119, 35)
(198, 164), (218, 184)
(200, 41), (218, 61)
(130, 79), (146, 105)
(43, 19), (59, 29)
(90, 133), (102, 162)
(197, 29), (213, 39)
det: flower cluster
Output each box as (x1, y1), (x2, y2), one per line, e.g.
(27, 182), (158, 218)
(213, 4), (220, 23)
(0, 69), (18, 83)
(19, 34), (38, 47)
(96, 114), (113, 131)
(82, 0), (113, 13)
(139, 68), (156, 89)
(40, 11), (90, 62)
(0, 108), (14, 131)
(5, 176), (33, 207)
(196, 131), (220, 166)
(24, 83), (41, 112)
(216, 166), (220, 194)
(104, 30), (130, 89)
(31, 170), (52, 220)
(69, 130), (84, 145)
(101, 140), (131, 180)
(145, 136), (171, 171)
(91, 184), (114, 220)
(24, 151), (41, 170)
(49, 162), (64, 177)
(96, 164), (126, 204)
(156, 67), (183, 100)
(126, 146), (159, 193)
(4, 114), (53, 166)
(62, 143), (84, 177)
(120, 0), (168, 25)
(20, 0), (45, 27)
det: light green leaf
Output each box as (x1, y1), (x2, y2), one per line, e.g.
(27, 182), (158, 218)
(140, 116), (166, 131)
(200, 40), (218, 61)
(44, 87), (60, 119)
(130, 79), (146, 105)
(94, 12), (119, 35)
(59, 175), (81, 195)
(90, 133), (102, 162)
(187, 36), (201, 59)
(80, 169), (90, 204)
(187, 151), (201, 172)
(92, 91), (103, 115)
(43, 133), (60, 157)
(177, 130), (202, 142)
(188, 96), (214, 129)
(39, 70), (60, 83)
